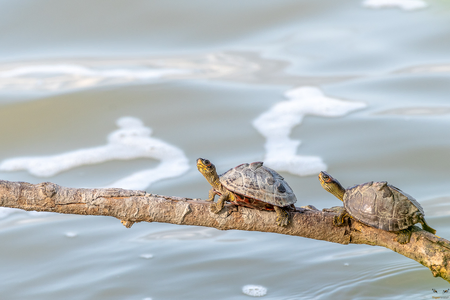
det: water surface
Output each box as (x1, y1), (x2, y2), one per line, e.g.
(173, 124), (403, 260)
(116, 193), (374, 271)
(0, 0), (449, 299)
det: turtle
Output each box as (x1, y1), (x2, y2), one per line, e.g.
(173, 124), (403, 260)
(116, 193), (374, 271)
(318, 171), (436, 244)
(197, 158), (297, 227)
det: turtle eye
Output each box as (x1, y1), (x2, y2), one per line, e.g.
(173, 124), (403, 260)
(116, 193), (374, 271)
(204, 159), (210, 166)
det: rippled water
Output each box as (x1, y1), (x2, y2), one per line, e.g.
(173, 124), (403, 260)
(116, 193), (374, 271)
(0, 0), (449, 299)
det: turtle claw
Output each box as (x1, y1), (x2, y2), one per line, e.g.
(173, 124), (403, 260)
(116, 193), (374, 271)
(333, 215), (345, 226)
(276, 215), (290, 227)
(396, 229), (412, 244)
(210, 203), (222, 214)
(274, 206), (290, 227)
(332, 209), (350, 227)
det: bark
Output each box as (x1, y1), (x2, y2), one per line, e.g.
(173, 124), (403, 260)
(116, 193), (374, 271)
(0, 180), (449, 282)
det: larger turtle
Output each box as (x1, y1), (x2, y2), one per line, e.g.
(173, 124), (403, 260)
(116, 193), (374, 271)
(197, 158), (297, 227)
(318, 171), (436, 244)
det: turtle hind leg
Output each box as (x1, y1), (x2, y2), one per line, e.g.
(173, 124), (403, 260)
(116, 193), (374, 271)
(274, 206), (290, 227)
(397, 228), (412, 244)
(333, 208), (350, 227)
(419, 216), (436, 234)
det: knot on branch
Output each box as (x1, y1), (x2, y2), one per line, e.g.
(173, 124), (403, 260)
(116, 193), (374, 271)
(174, 202), (192, 224)
(36, 182), (58, 208)
(431, 265), (443, 278)
(121, 220), (135, 228)
(37, 182), (58, 198)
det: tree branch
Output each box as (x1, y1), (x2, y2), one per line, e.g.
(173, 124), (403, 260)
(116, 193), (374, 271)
(1, 180), (449, 281)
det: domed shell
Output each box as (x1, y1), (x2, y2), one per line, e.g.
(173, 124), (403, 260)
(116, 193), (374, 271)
(343, 181), (424, 231)
(219, 162), (297, 207)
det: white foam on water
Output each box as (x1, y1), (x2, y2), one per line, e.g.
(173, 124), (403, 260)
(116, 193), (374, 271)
(0, 117), (190, 190)
(140, 254), (154, 259)
(242, 285), (268, 297)
(362, 0), (428, 10)
(253, 87), (366, 177)
(0, 64), (188, 93)
(0, 64), (185, 78)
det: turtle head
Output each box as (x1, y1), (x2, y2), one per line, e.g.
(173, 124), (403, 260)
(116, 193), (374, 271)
(318, 171), (345, 201)
(197, 158), (219, 182)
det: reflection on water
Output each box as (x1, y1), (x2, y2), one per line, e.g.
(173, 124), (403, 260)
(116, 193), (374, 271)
(139, 227), (226, 240)
(362, 0), (428, 10)
(331, 247), (389, 258)
(215, 239), (246, 242)
(64, 232), (78, 238)
(420, 197), (450, 217)
(0, 52), (355, 101)
(396, 64), (450, 74)
(376, 107), (450, 116)
(0, 64), (188, 93)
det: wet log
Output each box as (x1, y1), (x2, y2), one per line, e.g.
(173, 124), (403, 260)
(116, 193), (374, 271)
(0, 179), (448, 282)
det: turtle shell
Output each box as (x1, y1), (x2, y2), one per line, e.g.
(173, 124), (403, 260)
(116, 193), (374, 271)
(219, 161), (297, 207)
(343, 181), (424, 231)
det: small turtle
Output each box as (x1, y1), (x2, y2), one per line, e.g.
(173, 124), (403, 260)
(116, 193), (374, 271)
(197, 158), (297, 227)
(318, 171), (436, 244)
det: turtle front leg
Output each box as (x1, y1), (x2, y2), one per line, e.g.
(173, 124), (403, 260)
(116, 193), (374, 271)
(397, 228), (412, 244)
(210, 191), (230, 214)
(206, 188), (216, 202)
(274, 206), (290, 227)
(333, 208), (351, 227)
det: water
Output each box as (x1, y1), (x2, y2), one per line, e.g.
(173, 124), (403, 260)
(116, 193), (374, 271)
(0, 0), (449, 299)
